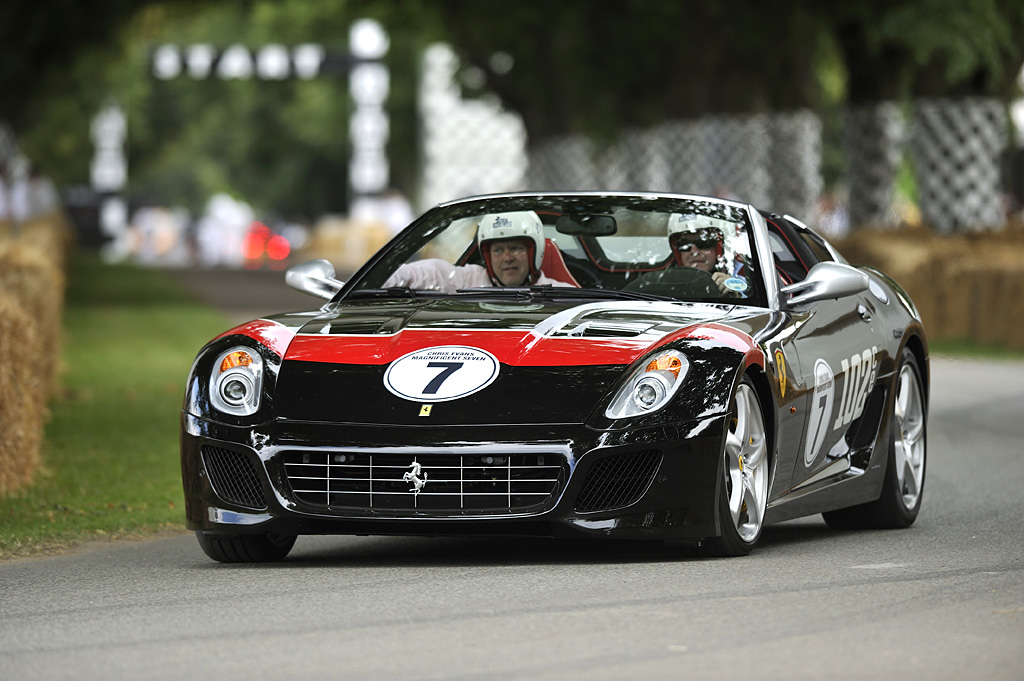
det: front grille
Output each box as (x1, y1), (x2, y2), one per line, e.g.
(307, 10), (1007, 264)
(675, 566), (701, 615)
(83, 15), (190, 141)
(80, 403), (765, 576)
(201, 445), (268, 510)
(282, 451), (566, 514)
(574, 450), (663, 513)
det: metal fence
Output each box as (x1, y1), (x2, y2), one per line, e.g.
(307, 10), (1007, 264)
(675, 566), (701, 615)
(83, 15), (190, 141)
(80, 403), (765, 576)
(419, 43), (1015, 234)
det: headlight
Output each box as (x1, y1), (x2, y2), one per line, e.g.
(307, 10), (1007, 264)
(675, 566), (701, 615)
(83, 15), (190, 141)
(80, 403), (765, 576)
(605, 350), (689, 419)
(210, 347), (264, 416)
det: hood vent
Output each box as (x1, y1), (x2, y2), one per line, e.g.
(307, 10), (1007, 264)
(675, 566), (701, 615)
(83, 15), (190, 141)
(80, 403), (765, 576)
(565, 320), (658, 338)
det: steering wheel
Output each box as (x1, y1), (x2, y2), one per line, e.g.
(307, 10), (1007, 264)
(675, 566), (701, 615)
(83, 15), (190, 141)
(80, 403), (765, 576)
(567, 263), (603, 288)
(622, 267), (719, 297)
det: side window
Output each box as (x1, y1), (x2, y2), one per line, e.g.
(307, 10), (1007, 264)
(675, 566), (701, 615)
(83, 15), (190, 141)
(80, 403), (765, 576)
(767, 228), (809, 284)
(801, 229), (848, 265)
(800, 231), (835, 264)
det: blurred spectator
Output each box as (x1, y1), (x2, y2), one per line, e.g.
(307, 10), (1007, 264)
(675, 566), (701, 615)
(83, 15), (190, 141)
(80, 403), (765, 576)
(195, 193), (253, 268)
(9, 169), (31, 224)
(29, 169), (58, 216)
(713, 183), (741, 203)
(130, 206), (190, 266)
(0, 169), (9, 225)
(817, 192), (849, 238)
(381, 188), (414, 236)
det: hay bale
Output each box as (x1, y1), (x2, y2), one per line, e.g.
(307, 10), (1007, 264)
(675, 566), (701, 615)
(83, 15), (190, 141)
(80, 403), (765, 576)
(300, 217), (392, 273)
(834, 228), (1024, 351)
(0, 241), (64, 400)
(0, 294), (44, 495)
(20, 214), (75, 271)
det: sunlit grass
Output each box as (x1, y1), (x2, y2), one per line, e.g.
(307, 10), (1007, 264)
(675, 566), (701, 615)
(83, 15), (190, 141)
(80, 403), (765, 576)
(0, 253), (228, 558)
(929, 338), (1024, 361)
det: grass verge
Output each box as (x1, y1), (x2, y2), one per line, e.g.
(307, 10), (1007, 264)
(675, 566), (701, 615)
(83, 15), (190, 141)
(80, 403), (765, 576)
(0, 253), (228, 559)
(928, 338), (1024, 361)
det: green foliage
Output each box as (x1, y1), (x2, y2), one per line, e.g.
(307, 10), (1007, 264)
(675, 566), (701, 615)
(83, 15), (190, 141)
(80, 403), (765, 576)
(833, 0), (1024, 101)
(0, 253), (229, 559)
(434, 0), (836, 139)
(6, 0), (1024, 219)
(878, 0), (1021, 96)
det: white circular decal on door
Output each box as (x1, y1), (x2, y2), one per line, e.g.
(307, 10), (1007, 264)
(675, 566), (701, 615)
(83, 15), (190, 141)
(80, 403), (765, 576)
(383, 346), (500, 402)
(803, 358), (835, 467)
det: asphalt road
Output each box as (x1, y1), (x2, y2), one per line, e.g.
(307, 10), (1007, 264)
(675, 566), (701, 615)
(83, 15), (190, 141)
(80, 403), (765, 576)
(168, 265), (325, 325)
(1, 265), (1022, 680)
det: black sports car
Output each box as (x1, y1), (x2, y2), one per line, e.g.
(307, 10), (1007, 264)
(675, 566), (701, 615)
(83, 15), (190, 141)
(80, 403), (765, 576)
(181, 192), (928, 561)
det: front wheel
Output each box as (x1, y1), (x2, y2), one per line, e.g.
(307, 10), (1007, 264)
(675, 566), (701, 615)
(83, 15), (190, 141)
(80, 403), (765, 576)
(195, 531), (297, 563)
(823, 347), (926, 530)
(703, 377), (770, 557)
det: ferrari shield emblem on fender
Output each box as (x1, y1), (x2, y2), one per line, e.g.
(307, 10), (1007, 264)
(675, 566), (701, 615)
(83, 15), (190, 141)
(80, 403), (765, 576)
(774, 349), (787, 398)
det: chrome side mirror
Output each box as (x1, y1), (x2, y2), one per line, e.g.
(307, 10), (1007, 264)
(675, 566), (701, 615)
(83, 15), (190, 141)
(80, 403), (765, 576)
(780, 261), (868, 309)
(285, 259), (344, 300)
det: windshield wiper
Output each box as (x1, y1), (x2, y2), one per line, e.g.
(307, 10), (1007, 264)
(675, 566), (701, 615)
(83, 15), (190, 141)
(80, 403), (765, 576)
(455, 286), (673, 302)
(347, 287), (447, 299)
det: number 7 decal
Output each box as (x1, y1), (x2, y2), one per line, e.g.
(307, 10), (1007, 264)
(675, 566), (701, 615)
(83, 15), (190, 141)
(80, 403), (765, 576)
(423, 362), (463, 394)
(383, 346), (500, 402)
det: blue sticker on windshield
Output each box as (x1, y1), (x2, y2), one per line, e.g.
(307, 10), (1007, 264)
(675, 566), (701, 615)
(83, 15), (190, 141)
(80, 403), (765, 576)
(724, 277), (748, 292)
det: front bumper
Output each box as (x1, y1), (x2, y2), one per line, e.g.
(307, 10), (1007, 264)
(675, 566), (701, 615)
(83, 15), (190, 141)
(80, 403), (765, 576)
(181, 412), (726, 541)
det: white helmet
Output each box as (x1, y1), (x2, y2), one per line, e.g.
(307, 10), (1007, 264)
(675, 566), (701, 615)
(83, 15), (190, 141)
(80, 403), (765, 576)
(667, 213), (740, 271)
(477, 211), (545, 280)
(667, 213), (734, 242)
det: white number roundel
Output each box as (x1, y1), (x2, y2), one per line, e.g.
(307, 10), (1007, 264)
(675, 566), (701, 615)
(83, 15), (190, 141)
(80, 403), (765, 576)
(804, 358), (835, 466)
(383, 346), (500, 402)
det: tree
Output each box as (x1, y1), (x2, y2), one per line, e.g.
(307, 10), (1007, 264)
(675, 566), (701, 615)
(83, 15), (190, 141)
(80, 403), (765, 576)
(431, 0), (833, 142)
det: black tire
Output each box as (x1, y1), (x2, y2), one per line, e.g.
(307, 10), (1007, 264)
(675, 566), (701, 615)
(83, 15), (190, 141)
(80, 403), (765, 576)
(702, 376), (770, 557)
(822, 348), (926, 530)
(195, 531), (297, 563)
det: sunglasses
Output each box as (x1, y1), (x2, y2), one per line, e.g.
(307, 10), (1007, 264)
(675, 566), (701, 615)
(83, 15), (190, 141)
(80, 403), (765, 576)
(672, 228), (720, 252)
(675, 237), (718, 251)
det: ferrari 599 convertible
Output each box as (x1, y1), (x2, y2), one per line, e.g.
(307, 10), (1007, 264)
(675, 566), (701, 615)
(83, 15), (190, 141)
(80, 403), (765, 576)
(181, 192), (927, 561)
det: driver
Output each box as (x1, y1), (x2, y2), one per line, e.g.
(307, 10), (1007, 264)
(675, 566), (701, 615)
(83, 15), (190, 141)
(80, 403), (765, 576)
(667, 213), (747, 297)
(383, 211), (575, 292)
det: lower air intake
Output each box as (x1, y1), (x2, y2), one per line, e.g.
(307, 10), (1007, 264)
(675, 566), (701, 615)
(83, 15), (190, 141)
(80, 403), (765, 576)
(575, 450), (663, 513)
(201, 445), (268, 511)
(282, 451), (566, 514)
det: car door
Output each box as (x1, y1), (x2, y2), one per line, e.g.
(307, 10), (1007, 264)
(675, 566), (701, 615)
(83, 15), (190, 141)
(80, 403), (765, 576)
(765, 217), (878, 492)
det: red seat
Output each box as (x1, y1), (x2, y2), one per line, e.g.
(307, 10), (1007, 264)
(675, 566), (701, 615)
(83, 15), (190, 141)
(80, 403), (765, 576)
(540, 238), (580, 287)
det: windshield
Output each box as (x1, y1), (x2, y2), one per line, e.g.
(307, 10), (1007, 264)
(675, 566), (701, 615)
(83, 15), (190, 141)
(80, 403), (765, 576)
(346, 194), (767, 307)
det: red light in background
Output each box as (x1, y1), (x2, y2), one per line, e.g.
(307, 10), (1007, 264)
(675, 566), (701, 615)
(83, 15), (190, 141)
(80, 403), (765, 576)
(242, 221), (270, 260)
(266, 234), (291, 261)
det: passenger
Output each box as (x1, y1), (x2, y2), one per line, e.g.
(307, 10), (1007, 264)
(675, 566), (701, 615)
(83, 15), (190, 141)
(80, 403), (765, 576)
(622, 213), (749, 298)
(384, 211), (574, 292)
(667, 213), (747, 297)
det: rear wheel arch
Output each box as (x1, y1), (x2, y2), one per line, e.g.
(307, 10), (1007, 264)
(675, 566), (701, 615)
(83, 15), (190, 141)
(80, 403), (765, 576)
(903, 334), (929, 411)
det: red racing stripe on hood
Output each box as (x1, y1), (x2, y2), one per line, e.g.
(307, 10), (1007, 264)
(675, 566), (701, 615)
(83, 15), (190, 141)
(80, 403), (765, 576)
(284, 323), (763, 368)
(216, 320), (296, 358)
(658, 322), (764, 369)
(285, 330), (650, 366)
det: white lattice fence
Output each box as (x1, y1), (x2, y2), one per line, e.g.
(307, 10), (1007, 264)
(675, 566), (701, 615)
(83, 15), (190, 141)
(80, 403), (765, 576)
(418, 44), (527, 211)
(768, 110), (822, 219)
(843, 102), (905, 227)
(911, 97), (1008, 232)
(419, 52), (1009, 232)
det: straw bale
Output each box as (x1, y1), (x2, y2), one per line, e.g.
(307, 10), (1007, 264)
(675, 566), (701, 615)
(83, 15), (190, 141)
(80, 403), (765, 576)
(20, 214), (75, 271)
(301, 217), (392, 275)
(836, 228), (1024, 350)
(0, 241), (64, 400)
(0, 294), (44, 495)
